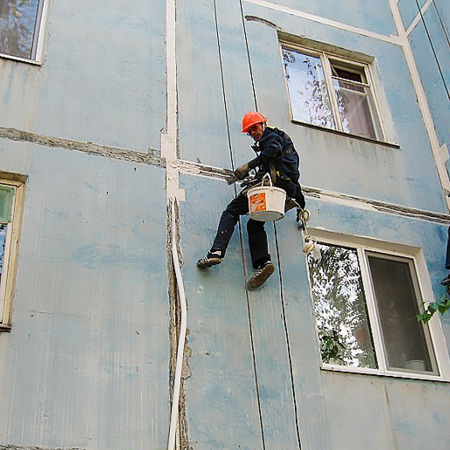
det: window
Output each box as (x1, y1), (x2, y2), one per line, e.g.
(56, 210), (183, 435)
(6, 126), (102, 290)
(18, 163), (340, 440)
(282, 46), (384, 141)
(307, 239), (443, 378)
(0, 178), (24, 328)
(0, 0), (46, 61)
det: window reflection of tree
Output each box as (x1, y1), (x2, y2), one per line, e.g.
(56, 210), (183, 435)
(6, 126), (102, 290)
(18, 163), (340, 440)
(283, 49), (334, 129)
(0, 0), (40, 59)
(308, 243), (377, 368)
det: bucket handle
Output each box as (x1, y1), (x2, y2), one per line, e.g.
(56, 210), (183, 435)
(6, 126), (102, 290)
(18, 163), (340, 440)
(261, 172), (273, 187)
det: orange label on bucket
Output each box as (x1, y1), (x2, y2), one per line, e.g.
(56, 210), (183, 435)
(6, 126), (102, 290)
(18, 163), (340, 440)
(249, 192), (266, 213)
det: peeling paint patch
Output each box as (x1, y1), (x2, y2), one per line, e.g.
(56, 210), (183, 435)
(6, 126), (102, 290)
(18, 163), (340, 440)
(245, 15), (280, 30)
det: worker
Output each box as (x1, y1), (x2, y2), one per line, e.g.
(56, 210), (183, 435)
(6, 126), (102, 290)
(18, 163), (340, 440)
(197, 111), (305, 289)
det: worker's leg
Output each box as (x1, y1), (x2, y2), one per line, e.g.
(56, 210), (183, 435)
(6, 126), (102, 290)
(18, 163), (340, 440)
(198, 194), (249, 268)
(246, 219), (275, 288)
(247, 219), (270, 269)
(197, 195), (247, 267)
(209, 194), (248, 256)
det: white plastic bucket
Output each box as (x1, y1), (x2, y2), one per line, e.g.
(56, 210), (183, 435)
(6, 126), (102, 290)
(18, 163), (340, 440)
(247, 185), (286, 222)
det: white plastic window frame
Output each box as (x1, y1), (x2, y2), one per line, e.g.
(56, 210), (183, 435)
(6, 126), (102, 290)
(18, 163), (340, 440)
(306, 231), (450, 382)
(0, 178), (24, 330)
(0, 0), (49, 64)
(281, 43), (388, 144)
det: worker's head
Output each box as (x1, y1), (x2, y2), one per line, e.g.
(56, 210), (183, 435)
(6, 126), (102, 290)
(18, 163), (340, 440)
(242, 112), (266, 141)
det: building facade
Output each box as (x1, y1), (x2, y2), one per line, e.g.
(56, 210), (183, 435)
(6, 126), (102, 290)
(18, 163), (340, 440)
(0, 0), (449, 449)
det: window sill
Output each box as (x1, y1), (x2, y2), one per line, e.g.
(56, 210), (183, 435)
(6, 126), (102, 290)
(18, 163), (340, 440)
(321, 364), (448, 383)
(291, 119), (400, 149)
(0, 324), (11, 332)
(0, 53), (42, 66)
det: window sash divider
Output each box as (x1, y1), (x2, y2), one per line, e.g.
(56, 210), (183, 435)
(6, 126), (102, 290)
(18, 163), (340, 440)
(33, 0), (49, 62)
(405, 258), (440, 375)
(357, 247), (388, 371)
(322, 55), (344, 132)
(331, 76), (371, 88)
(358, 64), (387, 140)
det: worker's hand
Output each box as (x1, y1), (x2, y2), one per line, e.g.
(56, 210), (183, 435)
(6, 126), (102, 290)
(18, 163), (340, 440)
(234, 163), (250, 180)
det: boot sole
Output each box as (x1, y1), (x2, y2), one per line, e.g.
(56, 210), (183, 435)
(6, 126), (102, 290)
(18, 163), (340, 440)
(247, 264), (275, 289)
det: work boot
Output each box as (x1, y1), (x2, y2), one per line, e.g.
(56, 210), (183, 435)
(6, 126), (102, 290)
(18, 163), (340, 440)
(197, 251), (222, 268)
(441, 274), (450, 286)
(247, 261), (275, 289)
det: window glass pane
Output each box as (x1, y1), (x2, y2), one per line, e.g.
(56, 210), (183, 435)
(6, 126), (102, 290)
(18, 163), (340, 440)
(368, 255), (435, 373)
(0, 223), (7, 291)
(333, 78), (380, 139)
(0, 0), (41, 59)
(332, 66), (363, 83)
(0, 185), (14, 222)
(283, 48), (335, 129)
(308, 243), (377, 368)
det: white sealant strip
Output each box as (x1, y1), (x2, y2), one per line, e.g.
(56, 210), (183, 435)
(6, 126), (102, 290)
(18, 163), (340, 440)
(389, 0), (450, 208)
(244, 0), (402, 46)
(165, 0), (186, 446)
(165, 0), (187, 446)
(168, 198), (188, 450)
(163, 0), (185, 202)
(406, 0), (433, 37)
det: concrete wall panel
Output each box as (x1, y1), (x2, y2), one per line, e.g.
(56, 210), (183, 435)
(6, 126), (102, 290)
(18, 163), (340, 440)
(259, 0), (397, 36)
(409, 9), (450, 161)
(398, 0), (428, 30)
(0, 142), (169, 449)
(0, 0), (166, 152)
(180, 174), (264, 449)
(322, 372), (450, 450)
(177, 0), (233, 169)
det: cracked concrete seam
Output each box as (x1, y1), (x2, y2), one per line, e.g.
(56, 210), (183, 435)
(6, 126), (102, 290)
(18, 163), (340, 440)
(0, 126), (164, 168)
(0, 447), (85, 450)
(3, 126), (447, 224)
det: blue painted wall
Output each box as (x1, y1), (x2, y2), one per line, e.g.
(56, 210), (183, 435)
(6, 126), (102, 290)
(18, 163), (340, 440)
(405, 0), (450, 165)
(0, 143), (169, 449)
(0, 0), (449, 449)
(177, 1), (450, 449)
(0, 0), (166, 151)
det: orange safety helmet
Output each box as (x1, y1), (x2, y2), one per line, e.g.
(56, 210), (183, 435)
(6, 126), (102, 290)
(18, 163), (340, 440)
(241, 111), (267, 133)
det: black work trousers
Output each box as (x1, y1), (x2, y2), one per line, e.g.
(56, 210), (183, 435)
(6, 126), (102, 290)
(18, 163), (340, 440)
(210, 194), (270, 269)
(210, 178), (304, 269)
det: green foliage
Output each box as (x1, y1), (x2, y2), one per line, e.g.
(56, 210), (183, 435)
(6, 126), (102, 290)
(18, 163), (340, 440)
(320, 329), (346, 364)
(308, 243), (377, 368)
(417, 295), (450, 324)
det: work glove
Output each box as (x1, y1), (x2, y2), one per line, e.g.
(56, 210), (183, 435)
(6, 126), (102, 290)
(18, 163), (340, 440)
(234, 163), (250, 180)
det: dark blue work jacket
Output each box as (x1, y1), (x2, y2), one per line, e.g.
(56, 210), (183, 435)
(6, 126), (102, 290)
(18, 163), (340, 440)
(247, 127), (300, 183)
